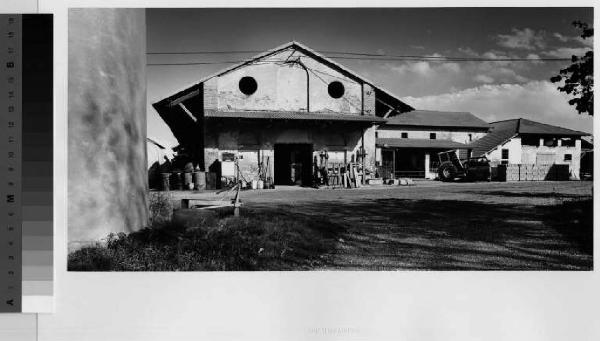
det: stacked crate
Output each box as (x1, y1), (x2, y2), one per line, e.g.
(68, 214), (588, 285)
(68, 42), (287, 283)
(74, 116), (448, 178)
(504, 164), (520, 181)
(496, 164), (570, 181)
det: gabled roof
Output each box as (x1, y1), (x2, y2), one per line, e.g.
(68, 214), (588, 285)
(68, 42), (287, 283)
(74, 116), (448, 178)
(376, 138), (468, 149)
(153, 41), (413, 115)
(469, 118), (589, 157)
(515, 118), (590, 136)
(383, 110), (490, 129)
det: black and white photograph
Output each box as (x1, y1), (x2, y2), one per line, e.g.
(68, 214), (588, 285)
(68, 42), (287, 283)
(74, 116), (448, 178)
(67, 7), (593, 271)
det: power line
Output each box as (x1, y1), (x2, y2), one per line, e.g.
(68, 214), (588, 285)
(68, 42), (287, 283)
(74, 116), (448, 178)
(147, 56), (570, 66)
(146, 48), (573, 63)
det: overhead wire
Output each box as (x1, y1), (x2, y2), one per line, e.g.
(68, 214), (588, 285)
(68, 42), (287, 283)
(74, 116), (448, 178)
(146, 48), (574, 65)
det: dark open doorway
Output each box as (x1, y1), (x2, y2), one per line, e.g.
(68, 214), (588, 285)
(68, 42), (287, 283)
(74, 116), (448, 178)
(274, 144), (313, 186)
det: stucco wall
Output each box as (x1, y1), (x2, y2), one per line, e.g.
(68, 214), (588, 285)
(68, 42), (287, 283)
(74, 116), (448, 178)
(204, 121), (366, 182)
(212, 48), (363, 114)
(520, 139), (581, 178)
(68, 9), (148, 248)
(486, 136), (581, 178)
(487, 137), (522, 164)
(377, 127), (487, 144)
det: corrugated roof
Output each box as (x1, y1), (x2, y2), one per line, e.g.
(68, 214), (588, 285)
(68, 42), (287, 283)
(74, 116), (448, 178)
(384, 110), (490, 129)
(204, 110), (385, 123)
(376, 138), (469, 149)
(469, 118), (589, 157)
(469, 120), (518, 157)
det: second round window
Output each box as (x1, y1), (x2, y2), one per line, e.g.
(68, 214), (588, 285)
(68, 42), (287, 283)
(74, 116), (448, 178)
(328, 81), (345, 99)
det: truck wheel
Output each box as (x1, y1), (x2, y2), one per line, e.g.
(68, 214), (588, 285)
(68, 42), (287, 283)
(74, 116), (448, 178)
(438, 162), (457, 182)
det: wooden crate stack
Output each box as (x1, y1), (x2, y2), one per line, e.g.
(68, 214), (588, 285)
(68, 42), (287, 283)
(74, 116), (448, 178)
(498, 164), (570, 182)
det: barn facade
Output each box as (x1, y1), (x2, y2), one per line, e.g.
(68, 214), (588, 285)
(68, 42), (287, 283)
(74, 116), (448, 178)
(153, 41), (412, 186)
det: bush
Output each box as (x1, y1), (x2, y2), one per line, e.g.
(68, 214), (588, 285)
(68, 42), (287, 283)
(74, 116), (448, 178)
(148, 191), (173, 224)
(68, 208), (345, 271)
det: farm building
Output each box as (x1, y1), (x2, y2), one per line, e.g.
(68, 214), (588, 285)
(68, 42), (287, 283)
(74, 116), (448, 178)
(469, 118), (590, 180)
(153, 41), (414, 187)
(375, 110), (490, 179)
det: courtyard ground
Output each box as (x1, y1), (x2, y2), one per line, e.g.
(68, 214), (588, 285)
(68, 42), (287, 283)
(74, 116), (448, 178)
(167, 180), (594, 270)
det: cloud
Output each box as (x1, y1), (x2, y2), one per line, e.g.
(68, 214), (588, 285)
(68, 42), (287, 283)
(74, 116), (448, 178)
(542, 47), (591, 58)
(553, 32), (593, 47)
(458, 47), (479, 57)
(401, 80), (593, 133)
(473, 74), (495, 83)
(553, 32), (570, 42)
(497, 28), (546, 50)
(389, 58), (461, 77)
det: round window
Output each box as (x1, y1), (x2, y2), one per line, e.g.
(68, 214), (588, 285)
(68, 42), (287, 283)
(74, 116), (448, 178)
(239, 76), (258, 95)
(328, 81), (345, 99)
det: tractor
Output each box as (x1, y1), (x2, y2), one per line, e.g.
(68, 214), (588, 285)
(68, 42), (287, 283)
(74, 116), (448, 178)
(437, 150), (491, 182)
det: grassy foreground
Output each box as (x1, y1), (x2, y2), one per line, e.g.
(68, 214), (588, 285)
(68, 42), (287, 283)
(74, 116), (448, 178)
(68, 208), (344, 271)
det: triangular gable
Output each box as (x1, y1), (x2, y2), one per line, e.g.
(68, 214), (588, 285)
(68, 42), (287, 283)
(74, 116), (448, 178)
(154, 41), (413, 115)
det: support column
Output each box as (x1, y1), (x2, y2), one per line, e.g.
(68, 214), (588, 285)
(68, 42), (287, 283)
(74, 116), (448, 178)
(425, 153), (431, 179)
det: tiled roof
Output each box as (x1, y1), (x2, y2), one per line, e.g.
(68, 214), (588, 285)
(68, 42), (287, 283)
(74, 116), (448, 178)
(517, 118), (590, 136)
(469, 120), (518, 157)
(204, 110), (386, 123)
(376, 138), (469, 149)
(469, 118), (589, 157)
(384, 110), (490, 129)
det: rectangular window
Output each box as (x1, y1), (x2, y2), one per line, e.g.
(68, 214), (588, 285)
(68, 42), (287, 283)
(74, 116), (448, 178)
(375, 132), (379, 138)
(430, 133), (436, 140)
(401, 132), (408, 138)
(501, 149), (509, 160)
(468, 133), (472, 142)
(564, 154), (572, 161)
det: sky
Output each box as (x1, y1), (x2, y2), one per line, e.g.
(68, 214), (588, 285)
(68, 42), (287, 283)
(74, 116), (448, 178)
(146, 8), (594, 148)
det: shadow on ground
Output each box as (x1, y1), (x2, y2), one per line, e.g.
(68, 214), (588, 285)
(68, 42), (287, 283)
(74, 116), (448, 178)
(247, 196), (593, 270)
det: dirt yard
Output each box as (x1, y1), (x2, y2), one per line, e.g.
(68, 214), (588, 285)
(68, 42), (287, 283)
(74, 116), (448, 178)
(202, 181), (594, 270)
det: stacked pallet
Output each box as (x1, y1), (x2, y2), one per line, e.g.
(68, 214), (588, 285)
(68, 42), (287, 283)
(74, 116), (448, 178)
(496, 164), (570, 181)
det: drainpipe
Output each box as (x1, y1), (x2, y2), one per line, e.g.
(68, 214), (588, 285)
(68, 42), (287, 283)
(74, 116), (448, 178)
(286, 59), (310, 112)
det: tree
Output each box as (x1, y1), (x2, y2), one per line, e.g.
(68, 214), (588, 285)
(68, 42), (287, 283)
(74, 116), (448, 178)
(550, 21), (594, 115)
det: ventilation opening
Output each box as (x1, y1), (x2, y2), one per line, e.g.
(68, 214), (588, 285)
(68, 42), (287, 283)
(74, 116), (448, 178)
(239, 76), (257, 95)
(327, 81), (345, 98)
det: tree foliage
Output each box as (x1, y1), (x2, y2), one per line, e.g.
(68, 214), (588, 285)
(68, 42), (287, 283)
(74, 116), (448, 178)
(550, 21), (594, 115)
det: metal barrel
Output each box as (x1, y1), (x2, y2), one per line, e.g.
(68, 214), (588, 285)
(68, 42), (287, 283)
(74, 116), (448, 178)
(161, 173), (170, 191)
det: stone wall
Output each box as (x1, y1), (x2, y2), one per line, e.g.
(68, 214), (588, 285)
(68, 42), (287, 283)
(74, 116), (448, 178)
(68, 9), (148, 249)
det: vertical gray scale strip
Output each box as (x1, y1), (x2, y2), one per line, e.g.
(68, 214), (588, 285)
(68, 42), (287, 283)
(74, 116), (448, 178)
(0, 14), (22, 313)
(0, 15), (8, 312)
(13, 14), (23, 312)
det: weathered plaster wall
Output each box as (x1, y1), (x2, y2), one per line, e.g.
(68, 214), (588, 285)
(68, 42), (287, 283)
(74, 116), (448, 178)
(213, 48), (363, 114)
(68, 9), (148, 249)
(204, 121), (366, 182)
(520, 139), (581, 178)
(377, 127), (488, 144)
(486, 137), (522, 164)
(487, 136), (582, 178)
